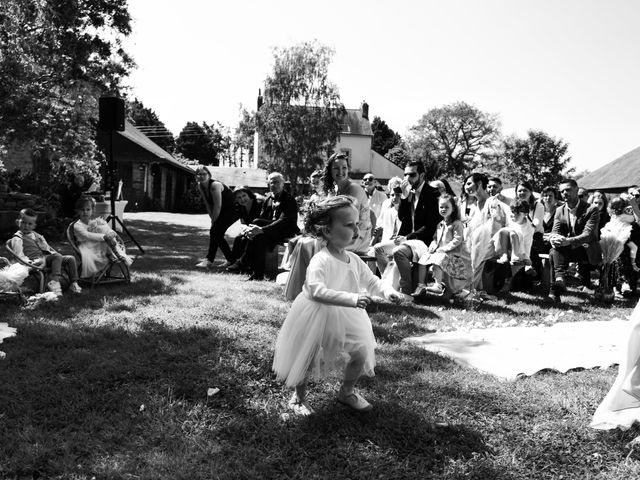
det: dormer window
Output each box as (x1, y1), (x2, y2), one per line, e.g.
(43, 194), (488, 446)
(340, 124), (351, 133)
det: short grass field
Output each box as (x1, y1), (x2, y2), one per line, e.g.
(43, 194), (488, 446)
(2, 212), (640, 479)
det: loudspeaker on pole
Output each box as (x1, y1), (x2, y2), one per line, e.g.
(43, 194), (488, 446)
(99, 96), (125, 131)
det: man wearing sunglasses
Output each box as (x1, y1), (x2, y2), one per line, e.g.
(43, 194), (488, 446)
(390, 160), (440, 295)
(362, 174), (388, 221)
(548, 178), (602, 301)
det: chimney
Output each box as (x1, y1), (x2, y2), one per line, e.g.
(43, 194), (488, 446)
(361, 100), (369, 120)
(257, 89), (264, 110)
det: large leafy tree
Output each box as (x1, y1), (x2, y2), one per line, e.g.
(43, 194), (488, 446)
(371, 116), (401, 157)
(0, 0), (133, 190)
(407, 102), (500, 179)
(127, 98), (176, 153)
(256, 40), (345, 193)
(175, 121), (228, 165)
(499, 130), (573, 190)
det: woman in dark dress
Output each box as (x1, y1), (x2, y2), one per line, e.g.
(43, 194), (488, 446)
(195, 166), (238, 268)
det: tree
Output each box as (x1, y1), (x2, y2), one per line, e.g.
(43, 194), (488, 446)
(175, 121), (228, 165)
(499, 130), (573, 190)
(234, 107), (256, 165)
(407, 102), (500, 179)
(371, 116), (401, 156)
(386, 141), (411, 170)
(0, 0), (134, 192)
(127, 98), (175, 153)
(256, 40), (345, 193)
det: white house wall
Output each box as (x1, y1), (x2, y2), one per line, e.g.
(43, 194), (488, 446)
(335, 135), (373, 174)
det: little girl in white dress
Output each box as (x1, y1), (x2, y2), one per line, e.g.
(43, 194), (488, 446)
(273, 196), (402, 415)
(73, 196), (133, 278)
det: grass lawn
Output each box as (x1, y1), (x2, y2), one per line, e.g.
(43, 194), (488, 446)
(2, 212), (640, 479)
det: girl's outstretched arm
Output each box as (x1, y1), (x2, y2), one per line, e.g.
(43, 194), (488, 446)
(355, 254), (402, 301)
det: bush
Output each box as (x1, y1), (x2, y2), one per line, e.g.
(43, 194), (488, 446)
(177, 183), (206, 213)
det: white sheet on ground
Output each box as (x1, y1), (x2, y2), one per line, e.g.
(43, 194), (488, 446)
(404, 320), (627, 381)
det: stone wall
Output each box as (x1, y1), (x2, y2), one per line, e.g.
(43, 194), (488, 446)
(0, 192), (58, 242)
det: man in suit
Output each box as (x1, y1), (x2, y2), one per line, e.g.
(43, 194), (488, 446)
(390, 160), (440, 294)
(549, 178), (602, 300)
(227, 172), (299, 280)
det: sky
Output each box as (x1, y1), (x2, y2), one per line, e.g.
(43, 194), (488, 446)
(123, 0), (640, 173)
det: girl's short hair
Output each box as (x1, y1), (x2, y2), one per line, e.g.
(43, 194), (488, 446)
(510, 199), (531, 215)
(608, 196), (629, 216)
(303, 195), (356, 239)
(75, 195), (96, 212)
(438, 194), (460, 222)
(233, 185), (256, 201)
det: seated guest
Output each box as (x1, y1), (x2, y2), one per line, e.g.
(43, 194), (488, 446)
(493, 200), (535, 266)
(389, 160), (440, 295)
(487, 177), (512, 205)
(604, 197), (640, 296)
(368, 185), (402, 268)
(326, 153), (371, 251)
(307, 169), (325, 206)
(231, 186), (264, 262)
(541, 186), (561, 253)
(589, 190), (610, 236)
(362, 173), (388, 224)
(548, 178), (602, 300)
(9, 208), (82, 295)
(227, 172), (299, 281)
(412, 194), (470, 298)
(73, 196), (133, 279)
(463, 172), (511, 292)
(515, 181), (544, 275)
(282, 153), (370, 300)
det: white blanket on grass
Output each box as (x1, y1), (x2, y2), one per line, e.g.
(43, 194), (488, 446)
(404, 320), (628, 381)
(0, 322), (17, 359)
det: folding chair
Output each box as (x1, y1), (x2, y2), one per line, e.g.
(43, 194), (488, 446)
(66, 220), (130, 287)
(4, 240), (47, 293)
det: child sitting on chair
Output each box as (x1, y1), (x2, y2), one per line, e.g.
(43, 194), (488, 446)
(73, 196), (133, 278)
(493, 200), (535, 270)
(8, 208), (82, 295)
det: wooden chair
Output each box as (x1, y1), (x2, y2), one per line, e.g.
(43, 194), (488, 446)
(4, 240), (47, 293)
(66, 220), (131, 287)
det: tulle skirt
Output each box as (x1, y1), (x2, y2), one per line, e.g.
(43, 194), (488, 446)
(591, 300), (640, 430)
(273, 294), (376, 387)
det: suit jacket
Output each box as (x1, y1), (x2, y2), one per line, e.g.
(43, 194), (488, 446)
(253, 190), (300, 240)
(397, 182), (440, 244)
(552, 199), (602, 265)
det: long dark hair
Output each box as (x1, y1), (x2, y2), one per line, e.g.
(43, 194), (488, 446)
(322, 153), (350, 194)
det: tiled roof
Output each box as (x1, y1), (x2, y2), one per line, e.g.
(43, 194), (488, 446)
(116, 121), (193, 174)
(579, 146), (640, 190)
(341, 109), (373, 136)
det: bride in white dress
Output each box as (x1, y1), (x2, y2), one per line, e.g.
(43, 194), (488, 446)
(591, 300), (640, 430)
